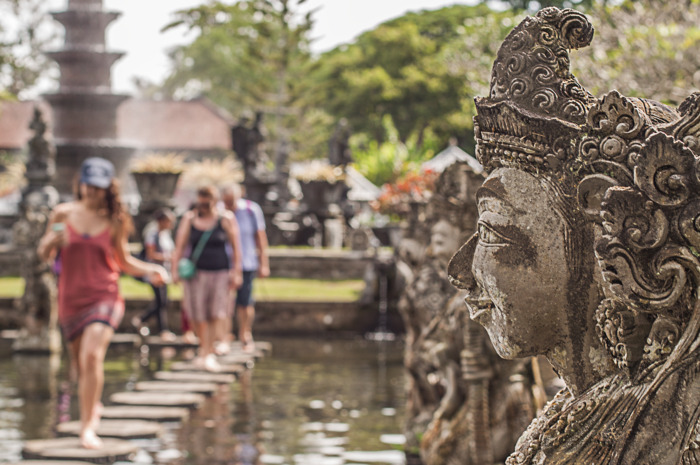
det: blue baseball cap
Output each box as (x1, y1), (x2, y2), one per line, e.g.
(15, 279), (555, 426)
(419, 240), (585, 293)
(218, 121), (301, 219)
(80, 157), (114, 189)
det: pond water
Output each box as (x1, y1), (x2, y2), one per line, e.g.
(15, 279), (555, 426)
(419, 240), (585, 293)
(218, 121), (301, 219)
(0, 336), (407, 465)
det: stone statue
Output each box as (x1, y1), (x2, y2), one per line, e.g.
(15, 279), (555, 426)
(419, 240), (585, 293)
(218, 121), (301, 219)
(398, 162), (538, 464)
(329, 118), (353, 166)
(448, 7), (700, 464)
(232, 112), (272, 183)
(25, 107), (56, 189)
(13, 108), (60, 354)
(232, 115), (252, 171)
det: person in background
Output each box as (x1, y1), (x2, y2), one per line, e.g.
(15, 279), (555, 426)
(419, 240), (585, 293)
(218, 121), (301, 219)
(132, 208), (176, 340)
(221, 184), (269, 352)
(37, 157), (168, 449)
(172, 186), (243, 371)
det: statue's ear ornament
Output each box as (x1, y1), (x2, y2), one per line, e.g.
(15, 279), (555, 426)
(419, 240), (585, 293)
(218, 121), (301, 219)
(577, 174), (618, 222)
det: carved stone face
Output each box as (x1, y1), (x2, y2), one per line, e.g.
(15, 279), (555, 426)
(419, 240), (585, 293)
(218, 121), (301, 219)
(452, 168), (574, 359)
(428, 219), (461, 261)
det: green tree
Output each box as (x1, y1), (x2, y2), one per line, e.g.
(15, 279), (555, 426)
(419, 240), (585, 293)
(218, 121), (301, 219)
(161, 0), (316, 159)
(0, 0), (58, 99)
(572, 0), (700, 105)
(496, 0), (596, 11)
(314, 4), (522, 154)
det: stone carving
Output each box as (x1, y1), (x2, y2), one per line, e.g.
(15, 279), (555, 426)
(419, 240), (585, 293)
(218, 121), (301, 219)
(13, 108), (60, 354)
(232, 112), (273, 183)
(328, 118), (353, 166)
(448, 7), (700, 464)
(398, 162), (537, 464)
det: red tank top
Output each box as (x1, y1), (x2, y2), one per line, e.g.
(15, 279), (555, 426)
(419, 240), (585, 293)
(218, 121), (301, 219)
(58, 223), (121, 319)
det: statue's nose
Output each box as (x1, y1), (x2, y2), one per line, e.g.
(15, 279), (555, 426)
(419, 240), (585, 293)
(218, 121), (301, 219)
(448, 233), (478, 292)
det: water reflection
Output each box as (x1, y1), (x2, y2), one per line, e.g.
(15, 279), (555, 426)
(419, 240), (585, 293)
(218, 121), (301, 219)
(0, 336), (406, 465)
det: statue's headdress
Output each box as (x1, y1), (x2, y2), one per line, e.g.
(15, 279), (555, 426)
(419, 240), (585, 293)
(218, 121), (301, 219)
(473, 7), (700, 375)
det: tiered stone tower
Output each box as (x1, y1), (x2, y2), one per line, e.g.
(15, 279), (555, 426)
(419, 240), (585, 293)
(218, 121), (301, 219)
(45, 0), (135, 197)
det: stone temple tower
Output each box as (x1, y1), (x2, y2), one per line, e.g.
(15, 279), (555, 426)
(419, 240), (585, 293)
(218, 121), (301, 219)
(45, 0), (135, 197)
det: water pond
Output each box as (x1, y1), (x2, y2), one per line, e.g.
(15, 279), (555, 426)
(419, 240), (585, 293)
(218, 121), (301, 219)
(0, 335), (406, 465)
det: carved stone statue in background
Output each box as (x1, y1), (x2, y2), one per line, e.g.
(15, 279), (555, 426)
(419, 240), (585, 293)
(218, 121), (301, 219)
(398, 161), (538, 464)
(328, 118), (353, 166)
(232, 112), (273, 183)
(448, 7), (700, 463)
(13, 108), (60, 354)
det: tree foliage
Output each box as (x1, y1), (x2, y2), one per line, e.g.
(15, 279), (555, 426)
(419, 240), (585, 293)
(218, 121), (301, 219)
(313, 4), (522, 153)
(0, 0), (57, 99)
(573, 0), (700, 105)
(496, 0), (596, 12)
(161, 0), (317, 160)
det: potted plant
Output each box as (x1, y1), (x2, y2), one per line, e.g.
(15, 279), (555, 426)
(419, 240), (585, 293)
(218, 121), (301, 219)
(130, 152), (185, 209)
(295, 162), (348, 214)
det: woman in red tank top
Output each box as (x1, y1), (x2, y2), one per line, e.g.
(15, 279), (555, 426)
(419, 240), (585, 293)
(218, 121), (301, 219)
(38, 157), (168, 450)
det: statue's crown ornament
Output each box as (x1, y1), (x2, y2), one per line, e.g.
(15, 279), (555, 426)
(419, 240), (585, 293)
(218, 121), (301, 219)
(474, 7), (700, 376)
(474, 7), (597, 172)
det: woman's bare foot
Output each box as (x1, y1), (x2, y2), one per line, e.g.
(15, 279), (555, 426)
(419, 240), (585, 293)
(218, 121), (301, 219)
(183, 331), (197, 344)
(80, 428), (103, 449)
(160, 330), (177, 342)
(214, 341), (230, 356)
(240, 332), (254, 352)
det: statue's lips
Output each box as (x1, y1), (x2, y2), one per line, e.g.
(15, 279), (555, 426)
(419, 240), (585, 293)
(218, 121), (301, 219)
(464, 296), (493, 322)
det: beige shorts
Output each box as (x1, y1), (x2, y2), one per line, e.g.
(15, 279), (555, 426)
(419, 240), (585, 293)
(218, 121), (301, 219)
(183, 269), (231, 323)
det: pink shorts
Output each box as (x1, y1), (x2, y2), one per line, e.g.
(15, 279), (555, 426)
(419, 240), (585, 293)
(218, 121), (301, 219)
(183, 270), (231, 323)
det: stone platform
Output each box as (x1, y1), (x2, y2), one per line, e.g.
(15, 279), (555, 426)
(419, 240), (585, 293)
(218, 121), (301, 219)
(22, 437), (138, 463)
(109, 391), (206, 409)
(100, 405), (190, 422)
(56, 419), (163, 439)
(134, 380), (220, 396)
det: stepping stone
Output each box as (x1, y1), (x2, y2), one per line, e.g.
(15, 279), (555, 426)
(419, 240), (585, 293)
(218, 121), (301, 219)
(217, 353), (257, 365)
(231, 340), (272, 354)
(3, 460), (91, 465)
(6, 461), (93, 465)
(134, 381), (219, 396)
(22, 437), (138, 463)
(101, 405), (189, 422)
(154, 370), (236, 384)
(169, 360), (245, 375)
(109, 391), (205, 409)
(108, 333), (141, 348)
(56, 419), (164, 439)
(0, 329), (19, 340)
(143, 335), (198, 349)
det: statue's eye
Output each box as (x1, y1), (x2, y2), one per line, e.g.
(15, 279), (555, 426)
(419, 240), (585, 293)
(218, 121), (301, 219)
(477, 222), (510, 245)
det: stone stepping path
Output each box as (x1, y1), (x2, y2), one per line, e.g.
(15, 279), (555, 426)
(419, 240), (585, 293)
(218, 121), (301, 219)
(134, 380), (220, 396)
(101, 405), (190, 422)
(153, 370), (236, 384)
(169, 360), (245, 375)
(109, 391), (205, 409)
(17, 340), (271, 464)
(22, 437), (138, 463)
(56, 419), (163, 439)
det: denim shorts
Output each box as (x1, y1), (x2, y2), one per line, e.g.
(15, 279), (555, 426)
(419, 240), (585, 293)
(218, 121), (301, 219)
(235, 270), (256, 307)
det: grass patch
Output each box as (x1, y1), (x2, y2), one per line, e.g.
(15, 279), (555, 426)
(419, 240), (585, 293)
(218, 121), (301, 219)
(0, 276), (364, 303)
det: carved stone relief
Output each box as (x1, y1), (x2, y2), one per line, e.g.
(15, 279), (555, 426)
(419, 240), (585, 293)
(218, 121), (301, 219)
(448, 7), (700, 464)
(397, 161), (538, 464)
